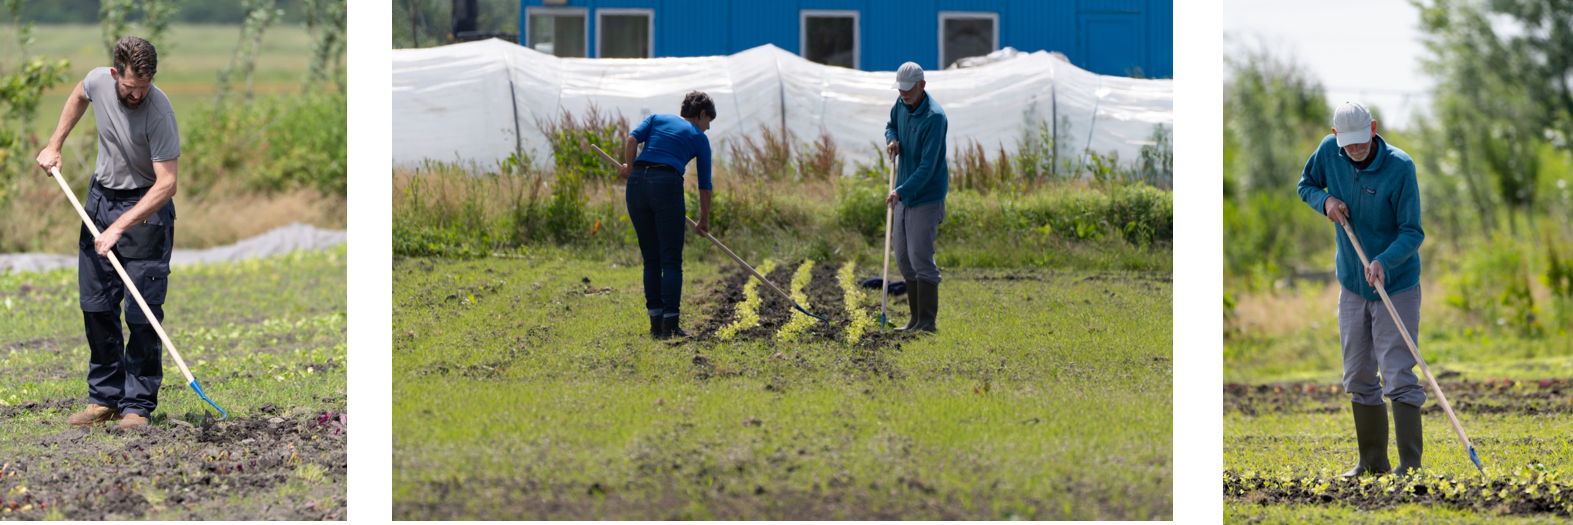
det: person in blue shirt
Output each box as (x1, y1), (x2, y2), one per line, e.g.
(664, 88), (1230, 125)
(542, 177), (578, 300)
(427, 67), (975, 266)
(1298, 102), (1427, 478)
(619, 92), (714, 339)
(883, 62), (948, 333)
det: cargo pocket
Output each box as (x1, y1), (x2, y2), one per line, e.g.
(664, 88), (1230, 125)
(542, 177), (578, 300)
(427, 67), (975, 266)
(130, 263), (171, 306)
(117, 220), (168, 259)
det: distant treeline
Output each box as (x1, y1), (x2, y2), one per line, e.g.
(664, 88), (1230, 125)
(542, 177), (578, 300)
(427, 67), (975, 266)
(22, 0), (311, 24)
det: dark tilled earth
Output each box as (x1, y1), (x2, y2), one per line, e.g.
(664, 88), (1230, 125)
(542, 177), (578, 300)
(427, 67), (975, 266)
(1224, 470), (1573, 517)
(1224, 378), (1573, 416)
(692, 260), (914, 349)
(0, 399), (347, 520)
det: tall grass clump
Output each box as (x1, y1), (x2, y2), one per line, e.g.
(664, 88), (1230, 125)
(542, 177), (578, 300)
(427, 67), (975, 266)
(539, 104), (629, 186)
(724, 124), (793, 180)
(950, 140), (1016, 194)
(794, 130), (843, 181)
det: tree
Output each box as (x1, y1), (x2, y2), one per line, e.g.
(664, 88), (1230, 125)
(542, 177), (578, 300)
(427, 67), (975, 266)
(1415, 0), (1573, 232)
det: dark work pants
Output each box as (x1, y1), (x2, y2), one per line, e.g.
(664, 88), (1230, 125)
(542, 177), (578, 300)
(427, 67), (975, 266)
(625, 169), (686, 317)
(79, 180), (174, 418)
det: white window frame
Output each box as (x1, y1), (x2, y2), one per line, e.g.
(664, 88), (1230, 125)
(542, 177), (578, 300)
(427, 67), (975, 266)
(800, 9), (860, 70)
(937, 11), (1000, 69)
(524, 6), (588, 57)
(596, 8), (655, 59)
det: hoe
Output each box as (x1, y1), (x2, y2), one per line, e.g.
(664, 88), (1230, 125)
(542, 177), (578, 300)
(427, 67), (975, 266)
(1339, 204), (1483, 474)
(48, 166), (229, 421)
(589, 144), (831, 328)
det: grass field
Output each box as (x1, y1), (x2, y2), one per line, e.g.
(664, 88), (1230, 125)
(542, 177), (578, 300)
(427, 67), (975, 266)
(16, 23), (318, 140)
(1224, 281), (1573, 522)
(0, 245), (346, 520)
(391, 249), (1173, 519)
(0, 23), (346, 255)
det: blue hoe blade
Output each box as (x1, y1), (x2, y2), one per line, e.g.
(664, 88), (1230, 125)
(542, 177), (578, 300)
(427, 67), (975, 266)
(1468, 445), (1483, 473)
(794, 303), (831, 328)
(190, 379), (228, 421)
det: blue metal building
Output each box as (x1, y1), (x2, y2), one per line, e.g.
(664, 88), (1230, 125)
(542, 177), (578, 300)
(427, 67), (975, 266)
(520, 0), (1173, 78)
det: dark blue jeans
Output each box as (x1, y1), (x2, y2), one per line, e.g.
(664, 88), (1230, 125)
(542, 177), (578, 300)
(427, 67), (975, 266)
(626, 169), (686, 317)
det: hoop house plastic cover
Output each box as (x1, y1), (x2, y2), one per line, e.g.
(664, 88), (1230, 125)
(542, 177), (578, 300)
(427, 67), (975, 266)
(392, 39), (1172, 173)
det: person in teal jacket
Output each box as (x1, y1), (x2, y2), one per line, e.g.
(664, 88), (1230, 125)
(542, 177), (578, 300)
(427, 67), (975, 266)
(883, 61), (948, 333)
(1298, 102), (1427, 478)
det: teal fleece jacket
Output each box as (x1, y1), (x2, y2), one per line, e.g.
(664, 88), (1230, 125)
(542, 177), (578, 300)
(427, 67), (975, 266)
(884, 93), (948, 208)
(1297, 133), (1425, 301)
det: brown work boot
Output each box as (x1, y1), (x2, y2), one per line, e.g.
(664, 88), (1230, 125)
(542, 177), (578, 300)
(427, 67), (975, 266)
(118, 413), (150, 430)
(66, 403), (121, 426)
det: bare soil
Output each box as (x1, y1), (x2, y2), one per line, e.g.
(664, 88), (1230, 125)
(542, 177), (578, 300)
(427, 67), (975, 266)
(0, 399), (346, 520)
(693, 260), (913, 349)
(1224, 378), (1573, 416)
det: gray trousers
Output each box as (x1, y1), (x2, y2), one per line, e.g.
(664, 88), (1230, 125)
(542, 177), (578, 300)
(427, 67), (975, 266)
(892, 200), (945, 284)
(1340, 286), (1426, 407)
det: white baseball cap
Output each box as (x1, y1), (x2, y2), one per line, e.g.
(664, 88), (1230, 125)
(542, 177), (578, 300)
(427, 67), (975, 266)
(1333, 102), (1373, 147)
(893, 62), (924, 90)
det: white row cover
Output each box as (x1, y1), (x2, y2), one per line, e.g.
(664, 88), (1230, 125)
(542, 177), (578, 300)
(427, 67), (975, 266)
(392, 39), (1173, 173)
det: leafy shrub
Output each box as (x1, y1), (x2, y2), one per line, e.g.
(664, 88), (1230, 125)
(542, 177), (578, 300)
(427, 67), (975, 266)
(834, 177), (887, 241)
(256, 92), (348, 195)
(1443, 233), (1541, 337)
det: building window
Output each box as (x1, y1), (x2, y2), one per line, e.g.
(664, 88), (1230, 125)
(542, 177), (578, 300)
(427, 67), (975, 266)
(938, 11), (998, 69)
(597, 8), (653, 59)
(526, 7), (586, 58)
(801, 10), (858, 69)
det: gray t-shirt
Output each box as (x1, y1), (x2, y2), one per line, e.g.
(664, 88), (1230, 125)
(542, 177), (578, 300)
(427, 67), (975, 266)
(82, 67), (180, 190)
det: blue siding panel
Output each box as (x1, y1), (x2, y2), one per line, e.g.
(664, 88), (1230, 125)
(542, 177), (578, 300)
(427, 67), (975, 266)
(1147, 0), (1172, 77)
(519, 0), (1173, 77)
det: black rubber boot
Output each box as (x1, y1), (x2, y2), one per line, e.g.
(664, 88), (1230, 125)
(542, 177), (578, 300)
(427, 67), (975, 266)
(1391, 401), (1424, 477)
(913, 279), (939, 333)
(1340, 401), (1392, 478)
(894, 280), (921, 332)
(649, 315), (664, 338)
(662, 315), (689, 339)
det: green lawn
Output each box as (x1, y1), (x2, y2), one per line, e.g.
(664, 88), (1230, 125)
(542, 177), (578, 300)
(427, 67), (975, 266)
(392, 249), (1174, 519)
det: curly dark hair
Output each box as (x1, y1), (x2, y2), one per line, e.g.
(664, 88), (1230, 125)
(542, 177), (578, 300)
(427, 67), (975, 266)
(112, 36), (158, 79)
(680, 91), (716, 120)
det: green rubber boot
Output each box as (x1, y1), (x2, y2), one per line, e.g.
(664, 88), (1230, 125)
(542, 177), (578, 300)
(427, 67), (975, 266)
(894, 280), (921, 332)
(1340, 401), (1392, 478)
(913, 279), (939, 333)
(1391, 401), (1424, 477)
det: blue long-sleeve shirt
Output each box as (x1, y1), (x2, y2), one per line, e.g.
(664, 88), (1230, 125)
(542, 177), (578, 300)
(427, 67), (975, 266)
(1297, 133), (1425, 300)
(630, 113), (712, 190)
(884, 93), (948, 207)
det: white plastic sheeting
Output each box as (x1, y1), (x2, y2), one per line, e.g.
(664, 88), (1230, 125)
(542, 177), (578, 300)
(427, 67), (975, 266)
(0, 223), (347, 274)
(392, 39), (1172, 172)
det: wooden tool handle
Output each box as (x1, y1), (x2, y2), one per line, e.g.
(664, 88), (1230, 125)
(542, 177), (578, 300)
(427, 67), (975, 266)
(1337, 214), (1474, 454)
(48, 167), (195, 384)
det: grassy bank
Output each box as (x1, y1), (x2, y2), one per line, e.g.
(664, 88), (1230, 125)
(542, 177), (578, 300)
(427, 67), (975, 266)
(391, 164), (1172, 273)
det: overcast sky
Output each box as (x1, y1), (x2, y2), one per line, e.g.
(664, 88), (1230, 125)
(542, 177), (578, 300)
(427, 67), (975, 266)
(1222, 0), (1433, 130)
